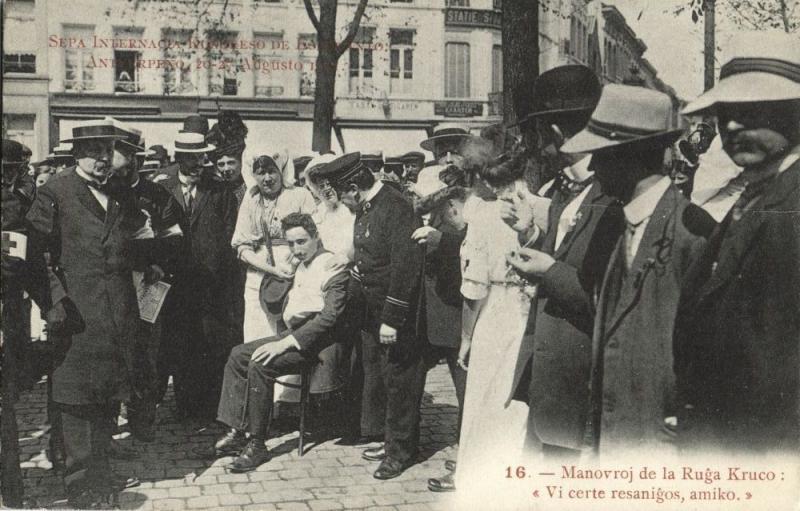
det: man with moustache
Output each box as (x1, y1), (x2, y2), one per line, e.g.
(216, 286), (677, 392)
(674, 34), (800, 453)
(26, 120), (145, 507)
(506, 66), (626, 461)
(106, 120), (184, 441)
(153, 132), (239, 420)
(555, 85), (705, 453)
(315, 153), (426, 480)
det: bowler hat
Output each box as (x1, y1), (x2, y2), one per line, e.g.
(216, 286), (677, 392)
(420, 123), (473, 152)
(3, 139), (27, 164)
(518, 65), (602, 125)
(683, 32), (800, 115)
(62, 120), (127, 143)
(181, 115), (209, 136)
(173, 132), (216, 154)
(561, 84), (682, 154)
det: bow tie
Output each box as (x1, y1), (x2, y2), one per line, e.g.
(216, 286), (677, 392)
(85, 179), (110, 193)
(551, 171), (593, 198)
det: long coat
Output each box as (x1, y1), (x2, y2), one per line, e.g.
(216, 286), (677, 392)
(423, 219), (465, 350)
(591, 184), (705, 452)
(510, 183), (624, 449)
(673, 160), (800, 452)
(26, 167), (141, 405)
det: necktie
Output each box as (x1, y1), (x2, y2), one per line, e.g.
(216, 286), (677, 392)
(625, 220), (643, 270)
(184, 186), (194, 216)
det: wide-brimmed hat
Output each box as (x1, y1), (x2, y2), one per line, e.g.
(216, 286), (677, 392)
(62, 120), (127, 143)
(517, 65), (602, 126)
(105, 117), (146, 152)
(173, 132), (215, 154)
(561, 84), (683, 154)
(420, 123), (474, 152)
(683, 32), (800, 115)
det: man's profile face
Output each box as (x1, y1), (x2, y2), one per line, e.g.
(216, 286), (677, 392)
(112, 145), (136, 177)
(337, 184), (361, 212)
(75, 139), (114, 181)
(717, 101), (793, 168)
(286, 225), (319, 262)
(176, 152), (205, 180)
(590, 149), (636, 202)
(215, 155), (242, 182)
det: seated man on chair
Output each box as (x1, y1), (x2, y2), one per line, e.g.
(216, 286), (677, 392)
(212, 212), (349, 473)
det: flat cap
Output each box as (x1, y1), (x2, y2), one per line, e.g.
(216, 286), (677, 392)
(360, 151), (383, 162)
(312, 152), (365, 186)
(400, 151), (425, 163)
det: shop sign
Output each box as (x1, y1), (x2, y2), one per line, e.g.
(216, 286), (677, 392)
(434, 101), (484, 118)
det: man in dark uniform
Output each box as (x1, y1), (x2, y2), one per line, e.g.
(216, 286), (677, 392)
(1, 140), (53, 508)
(316, 153), (426, 480)
(26, 120), (146, 507)
(107, 120), (185, 441)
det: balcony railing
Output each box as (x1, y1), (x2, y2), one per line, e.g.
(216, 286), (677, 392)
(114, 80), (142, 93)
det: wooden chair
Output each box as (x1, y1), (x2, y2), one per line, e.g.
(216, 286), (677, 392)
(272, 366), (312, 457)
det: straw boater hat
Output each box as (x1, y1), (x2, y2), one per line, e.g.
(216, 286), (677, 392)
(140, 160), (161, 173)
(683, 32), (800, 115)
(105, 117), (146, 152)
(48, 143), (74, 160)
(561, 84), (683, 154)
(516, 65), (602, 126)
(62, 119), (127, 144)
(420, 123), (473, 152)
(173, 132), (215, 154)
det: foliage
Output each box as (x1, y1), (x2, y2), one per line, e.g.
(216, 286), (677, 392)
(675, 0), (798, 32)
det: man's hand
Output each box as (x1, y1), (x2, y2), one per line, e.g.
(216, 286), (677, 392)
(269, 266), (295, 280)
(46, 300), (68, 334)
(143, 264), (165, 285)
(506, 247), (556, 278)
(411, 226), (442, 253)
(251, 336), (298, 366)
(500, 190), (536, 233)
(379, 324), (398, 345)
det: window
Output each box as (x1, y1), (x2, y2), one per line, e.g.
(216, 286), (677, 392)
(348, 27), (375, 94)
(163, 29), (198, 94)
(444, 42), (470, 98)
(63, 26), (95, 92)
(114, 28), (144, 92)
(3, 54), (36, 73)
(208, 31), (243, 96)
(390, 0), (413, 3)
(298, 34), (317, 98)
(389, 29), (414, 95)
(2, 114), (36, 157)
(491, 44), (502, 93)
(446, 0), (469, 5)
(254, 33), (285, 97)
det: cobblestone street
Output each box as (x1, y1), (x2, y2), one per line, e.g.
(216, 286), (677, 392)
(14, 363), (463, 510)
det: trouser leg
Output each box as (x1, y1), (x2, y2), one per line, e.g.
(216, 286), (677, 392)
(59, 402), (117, 493)
(444, 349), (467, 438)
(217, 341), (260, 431)
(129, 319), (159, 431)
(383, 345), (427, 464)
(360, 331), (386, 438)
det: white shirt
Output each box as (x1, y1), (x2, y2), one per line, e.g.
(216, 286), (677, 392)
(623, 176), (672, 269)
(75, 166), (109, 211)
(555, 182), (594, 251)
(178, 172), (197, 201)
(362, 180), (383, 204)
(282, 251), (338, 327)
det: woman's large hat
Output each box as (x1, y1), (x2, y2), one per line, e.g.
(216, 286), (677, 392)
(173, 132), (215, 153)
(561, 84), (682, 154)
(518, 65), (602, 125)
(683, 32), (800, 115)
(420, 123), (474, 152)
(61, 119), (127, 143)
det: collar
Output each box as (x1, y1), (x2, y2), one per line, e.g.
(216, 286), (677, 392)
(300, 246), (328, 268)
(130, 176), (140, 189)
(564, 155), (593, 183)
(178, 172), (198, 188)
(75, 165), (107, 187)
(362, 180), (384, 204)
(623, 175), (672, 226)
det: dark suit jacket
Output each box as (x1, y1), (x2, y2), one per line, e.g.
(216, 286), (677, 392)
(510, 182), (624, 449)
(674, 161), (800, 451)
(424, 218), (465, 349)
(26, 167), (141, 405)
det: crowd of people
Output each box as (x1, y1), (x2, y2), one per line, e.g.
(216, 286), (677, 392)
(1, 31), (798, 509)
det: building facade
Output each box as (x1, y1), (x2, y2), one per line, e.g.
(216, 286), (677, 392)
(2, 0), (681, 160)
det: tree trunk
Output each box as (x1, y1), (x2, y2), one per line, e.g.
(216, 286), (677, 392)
(502, 0), (541, 189)
(703, 0), (715, 91)
(312, 0), (338, 153)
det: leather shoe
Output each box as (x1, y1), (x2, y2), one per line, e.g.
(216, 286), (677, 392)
(361, 445), (386, 462)
(374, 457), (410, 480)
(444, 459), (456, 472)
(227, 439), (270, 473)
(214, 428), (247, 457)
(428, 472), (456, 492)
(336, 434), (382, 446)
(105, 472), (141, 491)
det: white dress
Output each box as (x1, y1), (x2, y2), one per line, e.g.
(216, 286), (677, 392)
(454, 197), (534, 506)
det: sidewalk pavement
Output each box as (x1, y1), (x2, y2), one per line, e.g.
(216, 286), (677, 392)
(14, 362), (464, 511)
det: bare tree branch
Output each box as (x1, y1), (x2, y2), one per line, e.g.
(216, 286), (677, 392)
(779, 0), (791, 31)
(336, 0), (369, 58)
(724, 0), (762, 30)
(302, 0), (321, 33)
